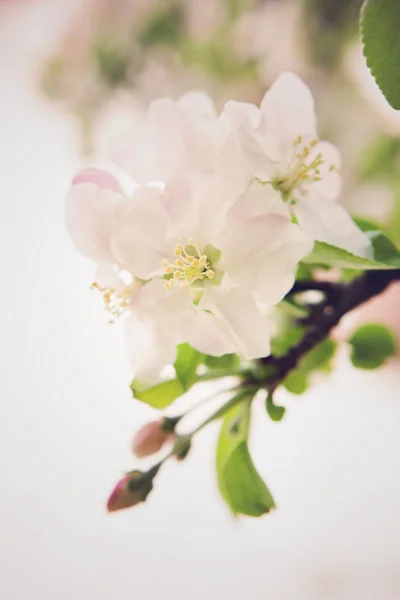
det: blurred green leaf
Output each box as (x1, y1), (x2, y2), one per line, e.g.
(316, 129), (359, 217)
(93, 38), (131, 87)
(216, 402), (275, 517)
(131, 378), (185, 409)
(359, 135), (400, 180)
(174, 343), (203, 390)
(304, 236), (400, 270)
(283, 370), (309, 395)
(302, 338), (337, 373)
(265, 395), (286, 422)
(204, 353), (241, 371)
(361, 0), (400, 109)
(137, 5), (184, 48)
(349, 323), (397, 369)
(281, 337), (337, 395)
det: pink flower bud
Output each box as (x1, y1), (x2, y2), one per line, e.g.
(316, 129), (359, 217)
(107, 470), (153, 512)
(132, 419), (173, 458)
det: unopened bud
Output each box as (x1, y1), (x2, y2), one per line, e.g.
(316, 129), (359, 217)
(132, 418), (177, 458)
(173, 436), (192, 461)
(107, 469), (156, 512)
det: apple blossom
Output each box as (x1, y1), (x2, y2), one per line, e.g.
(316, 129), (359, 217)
(65, 166), (312, 381)
(225, 71), (372, 257)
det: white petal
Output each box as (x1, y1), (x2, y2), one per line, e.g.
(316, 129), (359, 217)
(110, 187), (171, 279)
(132, 279), (192, 324)
(295, 196), (373, 257)
(146, 98), (187, 181)
(300, 141), (342, 201)
(224, 100), (273, 180)
(178, 90), (217, 121)
(259, 72), (317, 164)
(202, 288), (271, 359)
(221, 213), (313, 302)
(65, 182), (123, 263)
(184, 309), (238, 357)
(124, 316), (177, 385)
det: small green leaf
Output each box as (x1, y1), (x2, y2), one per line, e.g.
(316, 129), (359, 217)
(361, 0), (400, 109)
(301, 338), (337, 373)
(216, 403), (275, 517)
(174, 343), (203, 390)
(265, 395), (286, 422)
(131, 379), (185, 409)
(348, 323), (397, 369)
(204, 353), (241, 371)
(283, 370), (309, 395)
(304, 236), (400, 270)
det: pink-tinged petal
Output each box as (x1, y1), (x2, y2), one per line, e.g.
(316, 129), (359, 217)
(221, 213), (313, 303)
(220, 182), (288, 246)
(259, 72), (317, 164)
(132, 420), (172, 458)
(295, 196), (373, 258)
(65, 183), (122, 263)
(72, 168), (123, 194)
(107, 471), (152, 512)
(202, 288), (271, 359)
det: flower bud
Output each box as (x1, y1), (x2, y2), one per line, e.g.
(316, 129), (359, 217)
(107, 470), (154, 512)
(132, 418), (175, 458)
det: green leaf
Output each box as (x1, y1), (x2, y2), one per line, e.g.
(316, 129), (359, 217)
(216, 403), (275, 517)
(265, 395), (286, 422)
(281, 337), (337, 395)
(203, 353), (241, 371)
(348, 323), (397, 369)
(283, 370), (309, 395)
(131, 379), (185, 409)
(361, 0), (400, 109)
(174, 344), (203, 390)
(301, 338), (337, 373)
(304, 236), (400, 270)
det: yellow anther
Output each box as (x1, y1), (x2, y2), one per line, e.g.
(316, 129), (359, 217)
(161, 239), (218, 290)
(91, 280), (133, 321)
(310, 139), (319, 147)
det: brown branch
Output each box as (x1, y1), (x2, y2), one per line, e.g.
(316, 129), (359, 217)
(261, 269), (400, 392)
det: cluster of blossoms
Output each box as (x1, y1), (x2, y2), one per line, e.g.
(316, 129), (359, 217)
(66, 72), (371, 384)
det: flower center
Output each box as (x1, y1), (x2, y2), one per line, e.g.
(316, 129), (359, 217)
(162, 239), (217, 290)
(272, 137), (329, 195)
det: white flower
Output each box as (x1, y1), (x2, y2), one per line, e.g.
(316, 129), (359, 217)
(66, 167), (312, 381)
(225, 72), (372, 257)
(108, 170), (312, 359)
(111, 91), (250, 205)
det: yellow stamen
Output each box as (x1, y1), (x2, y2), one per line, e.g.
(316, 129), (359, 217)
(162, 239), (216, 289)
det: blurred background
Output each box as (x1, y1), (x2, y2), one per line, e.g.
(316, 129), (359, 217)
(1, 0), (400, 598)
